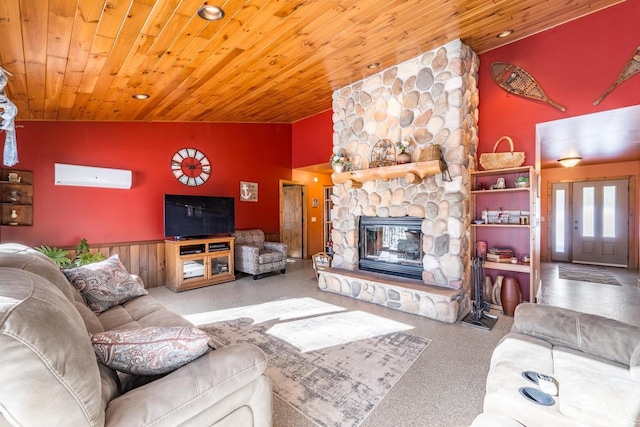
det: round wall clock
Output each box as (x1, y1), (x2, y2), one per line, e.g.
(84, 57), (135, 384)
(171, 148), (211, 186)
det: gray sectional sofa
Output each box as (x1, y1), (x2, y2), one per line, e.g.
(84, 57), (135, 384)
(0, 243), (273, 426)
(473, 303), (640, 426)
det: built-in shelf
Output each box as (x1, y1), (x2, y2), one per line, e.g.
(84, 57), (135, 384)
(470, 187), (530, 194)
(472, 224), (531, 228)
(331, 160), (442, 187)
(483, 261), (531, 273)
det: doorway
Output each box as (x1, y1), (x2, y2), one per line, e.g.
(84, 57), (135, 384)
(280, 180), (307, 258)
(551, 179), (629, 267)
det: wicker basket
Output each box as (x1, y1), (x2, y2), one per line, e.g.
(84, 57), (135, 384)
(479, 136), (525, 170)
(419, 144), (441, 162)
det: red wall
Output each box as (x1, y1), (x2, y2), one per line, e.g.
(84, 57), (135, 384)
(477, 1), (640, 162)
(292, 109), (333, 168)
(3, 121), (292, 247)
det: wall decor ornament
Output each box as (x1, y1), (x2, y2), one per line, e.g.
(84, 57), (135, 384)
(0, 67), (18, 167)
(369, 139), (396, 168)
(593, 46), (640, 106)
(490, 62), (566, 112)
(170, 148), (210, 186)
(240, 181), (258, 202)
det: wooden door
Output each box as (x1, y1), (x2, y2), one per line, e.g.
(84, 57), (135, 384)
(282, 185), (303, 258)
(572, 179), (629, 267)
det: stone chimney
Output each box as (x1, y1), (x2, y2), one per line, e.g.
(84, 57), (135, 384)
(330, 39), (479, 302)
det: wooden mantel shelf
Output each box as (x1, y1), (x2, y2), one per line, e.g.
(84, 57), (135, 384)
(331, 160), (442, 187)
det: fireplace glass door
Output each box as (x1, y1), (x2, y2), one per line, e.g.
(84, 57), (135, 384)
(359, 217), (423, 279)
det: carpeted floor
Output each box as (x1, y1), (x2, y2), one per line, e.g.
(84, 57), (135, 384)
(558, 263), (621, 286)
(149, 259), (515, 427)
(202, 311), (430, 427)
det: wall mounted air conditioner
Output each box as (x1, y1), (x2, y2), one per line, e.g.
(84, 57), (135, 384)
(54, 163), (132, 189)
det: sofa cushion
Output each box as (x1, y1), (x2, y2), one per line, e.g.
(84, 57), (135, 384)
(631, 345), (640, 381)
(0, 268), (105, 426)
(258, 249), (284, 265)
(91, 327), (212, 375)
(97, 294), (194, 331)
(512, 303), (640, 365)
(63, 254), (148, 314)
(554, 346), (640, 426)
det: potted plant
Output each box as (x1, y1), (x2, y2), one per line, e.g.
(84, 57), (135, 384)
(36, 238), (105, 268)
(396, 138), (412, 164)
(515, 176), (529, 188)
(330, 153), (350, 173)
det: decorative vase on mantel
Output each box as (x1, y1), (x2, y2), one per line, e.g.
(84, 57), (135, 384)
(396, 150), (411, 165)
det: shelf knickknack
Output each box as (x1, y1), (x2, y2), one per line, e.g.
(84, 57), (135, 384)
(369, 139), (396, 168)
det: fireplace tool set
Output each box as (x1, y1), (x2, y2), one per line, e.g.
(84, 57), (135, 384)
(461, 256), (498, 330)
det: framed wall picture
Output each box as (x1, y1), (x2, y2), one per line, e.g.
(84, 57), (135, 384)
(240, 181), (258, 202)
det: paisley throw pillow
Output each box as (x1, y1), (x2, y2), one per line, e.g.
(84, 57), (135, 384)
(63, 255), (148, 314)
(91, 327), (212, 375)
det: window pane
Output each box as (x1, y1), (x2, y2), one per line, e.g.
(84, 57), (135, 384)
(582, 187), (594, 237)
(603, 186), (616, 238)
(554, 189), (565, 252)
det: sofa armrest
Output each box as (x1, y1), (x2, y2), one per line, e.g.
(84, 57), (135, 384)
(263, 241), (287, 255)
(632, 345), (640, 381)
(105, 344), (269, 426)
(512, 303), (640, 366)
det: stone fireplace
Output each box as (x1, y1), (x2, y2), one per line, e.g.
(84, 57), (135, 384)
(317, 39), (479, 323)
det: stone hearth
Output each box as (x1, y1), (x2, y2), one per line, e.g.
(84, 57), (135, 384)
(318, 39), (479, 323)
(318, 268), (462, 323)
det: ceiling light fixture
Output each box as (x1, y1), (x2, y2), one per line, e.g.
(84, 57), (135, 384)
(496, 29), (514, 38)
(558, 157), (582, 168)
(132, 93), (149, 100)
(197, 3), (225, 21)
(366, 62), (380, 69)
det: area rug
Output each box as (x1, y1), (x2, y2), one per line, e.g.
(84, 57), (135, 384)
(558, 263), (621, 286)
(266, 310), (414, 352)
(203, 315), (430, 426)
(184, 297), (346, 326)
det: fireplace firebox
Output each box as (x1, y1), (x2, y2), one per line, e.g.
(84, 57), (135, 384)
(359, 217), (423, 280)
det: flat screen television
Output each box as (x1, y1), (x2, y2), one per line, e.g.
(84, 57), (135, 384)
(164, 194), (235, 239)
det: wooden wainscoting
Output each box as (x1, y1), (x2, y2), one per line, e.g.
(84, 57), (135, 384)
(65, 233), (282, 289)
(66, 240), (166, 289)
(265, 231), (281, 242)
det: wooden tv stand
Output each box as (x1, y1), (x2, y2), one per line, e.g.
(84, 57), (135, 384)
(165, 236), (235, 292)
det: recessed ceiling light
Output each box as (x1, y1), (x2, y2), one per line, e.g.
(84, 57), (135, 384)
(367, 62), (380, 69)
(132, 93), (150, 100)
(496, 30), (514, 38)
(197, 4), (225, 21)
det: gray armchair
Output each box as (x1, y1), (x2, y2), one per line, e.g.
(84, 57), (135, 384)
(233, 229), (287, 280)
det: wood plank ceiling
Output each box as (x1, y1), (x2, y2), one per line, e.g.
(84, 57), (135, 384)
(0, 0), (625, 123)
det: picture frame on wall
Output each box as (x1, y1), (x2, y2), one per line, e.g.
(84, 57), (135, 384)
(240, 181), (258, 202)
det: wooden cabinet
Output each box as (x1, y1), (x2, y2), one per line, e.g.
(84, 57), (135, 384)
(165, 236), (235, 292)
(470, 166), (540, 304)
(0, 169), (33, 226)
